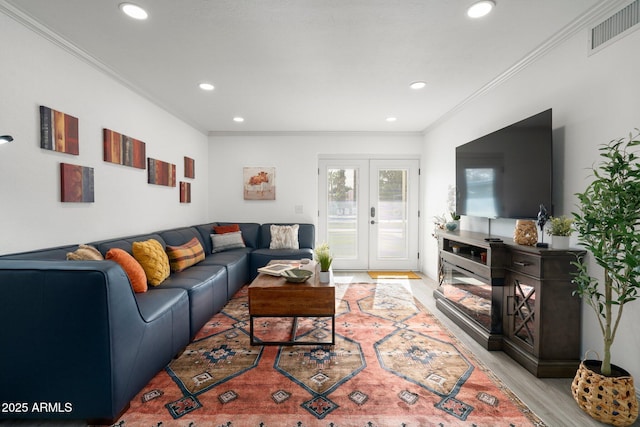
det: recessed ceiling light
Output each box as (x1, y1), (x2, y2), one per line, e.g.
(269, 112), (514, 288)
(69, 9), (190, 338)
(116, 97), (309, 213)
(409, 81), (427, 90)
(119, 3), (148, 20)
(233, 117), (245, 123)
(467, 1), (495, 18)
(386, 117), (397, 122)
(199, 83), (215, 91)
(0, 135), (14, 145)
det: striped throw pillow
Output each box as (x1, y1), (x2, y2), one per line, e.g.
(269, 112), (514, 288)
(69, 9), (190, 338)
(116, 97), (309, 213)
(165, 237), (205, 273)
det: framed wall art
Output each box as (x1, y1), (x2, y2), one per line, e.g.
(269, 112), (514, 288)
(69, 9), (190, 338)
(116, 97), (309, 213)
(243, 167), (275, 200)
(180, 182), (191, 203)
(40, 106), (79, 155)
(148, 158), (176, 187)
(60, 163), (94, 202)
(103, 129), (146, 169)
(184, 156), (195, 179)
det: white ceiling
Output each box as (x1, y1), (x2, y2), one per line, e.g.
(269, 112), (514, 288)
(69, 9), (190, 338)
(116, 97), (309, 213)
(2, 0), (612, 133)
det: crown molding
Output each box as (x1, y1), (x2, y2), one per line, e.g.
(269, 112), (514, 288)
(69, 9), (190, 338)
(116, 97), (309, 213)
(423, 0), (631, 135)
(208, 131), (424, 138)
(0, 1), (208, 134)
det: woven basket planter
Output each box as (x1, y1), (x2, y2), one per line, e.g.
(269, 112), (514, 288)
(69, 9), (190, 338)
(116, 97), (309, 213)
(571, 352), (639, 426)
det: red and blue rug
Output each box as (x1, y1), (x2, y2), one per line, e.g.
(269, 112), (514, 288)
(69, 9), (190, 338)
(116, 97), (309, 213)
(113, 282), (545, 426)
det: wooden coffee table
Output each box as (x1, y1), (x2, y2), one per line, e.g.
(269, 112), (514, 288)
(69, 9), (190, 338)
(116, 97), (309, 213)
(248, 260), (335, 346)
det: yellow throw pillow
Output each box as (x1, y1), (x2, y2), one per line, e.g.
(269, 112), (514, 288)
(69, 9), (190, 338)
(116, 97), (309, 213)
(166, 237), (205, 272)
(132, 239), (170, 286)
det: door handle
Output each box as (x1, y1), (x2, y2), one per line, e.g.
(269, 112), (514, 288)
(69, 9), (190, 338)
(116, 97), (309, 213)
(370, 207), (376, 217)
(371, 220), (376, 225)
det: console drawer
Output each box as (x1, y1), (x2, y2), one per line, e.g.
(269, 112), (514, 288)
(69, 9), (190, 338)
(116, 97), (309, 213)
(509, 251), (541, 277)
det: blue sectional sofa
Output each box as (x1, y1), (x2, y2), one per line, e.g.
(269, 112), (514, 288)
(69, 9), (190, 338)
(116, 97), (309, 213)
(0, 222), (314, 423)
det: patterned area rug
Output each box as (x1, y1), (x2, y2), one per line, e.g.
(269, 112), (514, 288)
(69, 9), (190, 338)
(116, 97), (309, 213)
(113, 283), (546, 426)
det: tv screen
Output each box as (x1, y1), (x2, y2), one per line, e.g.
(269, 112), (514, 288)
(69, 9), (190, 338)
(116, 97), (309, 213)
(456, 109), (553, 219)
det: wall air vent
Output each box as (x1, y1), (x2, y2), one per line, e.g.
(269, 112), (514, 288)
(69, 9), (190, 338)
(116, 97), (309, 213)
(589, 0), (640, 54)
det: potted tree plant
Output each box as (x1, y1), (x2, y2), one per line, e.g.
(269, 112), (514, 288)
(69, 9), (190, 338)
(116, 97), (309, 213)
(571, 131), (640, 426)
(315, 242), (333, 283)
(545, 215), (573, 249)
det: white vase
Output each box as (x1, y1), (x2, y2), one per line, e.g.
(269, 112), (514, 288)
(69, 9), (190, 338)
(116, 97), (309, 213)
(319, 270), (331, 283)
(552, 235), (570, 250)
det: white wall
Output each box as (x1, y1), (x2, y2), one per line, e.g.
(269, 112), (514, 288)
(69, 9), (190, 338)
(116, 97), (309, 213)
(207, 132), (423, 228)
(0, 13), (210, 255)
(422, 26), (640, 382)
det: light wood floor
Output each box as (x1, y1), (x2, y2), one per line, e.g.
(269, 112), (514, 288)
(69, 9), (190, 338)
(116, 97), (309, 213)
(2, 271), (637, 426)
(336, 271), (639, 427)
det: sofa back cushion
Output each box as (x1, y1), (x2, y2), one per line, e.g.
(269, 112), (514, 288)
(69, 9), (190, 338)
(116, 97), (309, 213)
(91, 233), (166, 257)
(259, 223), (314, 249)
(158, 227), (205, 250)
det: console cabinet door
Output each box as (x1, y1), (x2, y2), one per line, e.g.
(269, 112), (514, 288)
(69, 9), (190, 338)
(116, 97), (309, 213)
(505, 271), (540, 356)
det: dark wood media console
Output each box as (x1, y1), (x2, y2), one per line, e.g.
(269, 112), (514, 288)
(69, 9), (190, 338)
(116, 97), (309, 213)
(434, 230), (584, 377)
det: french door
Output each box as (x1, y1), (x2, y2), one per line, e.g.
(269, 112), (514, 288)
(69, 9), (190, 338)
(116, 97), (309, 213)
(318, 158), (420, 270)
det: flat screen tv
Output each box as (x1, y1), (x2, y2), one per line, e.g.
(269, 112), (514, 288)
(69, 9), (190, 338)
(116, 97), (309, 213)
(456, 109), (553, 219)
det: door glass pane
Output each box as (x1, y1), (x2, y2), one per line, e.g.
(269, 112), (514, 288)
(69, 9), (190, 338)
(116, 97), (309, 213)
(377, 169), (408, 258)
(327, 168), (358, 259)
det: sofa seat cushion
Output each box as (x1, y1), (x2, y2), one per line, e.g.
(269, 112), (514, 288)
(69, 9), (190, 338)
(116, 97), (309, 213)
(155, 264), (228, 337)
(203, 248), (252, 297)
(135, 287), (188, 323)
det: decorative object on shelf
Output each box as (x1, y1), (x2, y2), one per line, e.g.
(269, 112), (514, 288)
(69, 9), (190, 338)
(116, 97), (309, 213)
(184, 156), (195, 178)
(446, 185), (461, 231)
(571, 130), (640, 426)
(40, 106), (79, 155)
(179, 182), (191, 203)
(434, 185), (461, 236)
(103, 129), (146, 169)
(0, 135), (14, 145)
(315, 242), (333, 283)
(148, 158), (176, 187)
(513, 219), (537, 246)
(536, 204), (549, 248)
(546, 215), (573, 249)
(432, 214), (447, 238)
(243, 167), (275, 200)
(60, 162), (94, 202)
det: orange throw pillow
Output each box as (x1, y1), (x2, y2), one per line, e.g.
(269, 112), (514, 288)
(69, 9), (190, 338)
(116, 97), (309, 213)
(106, 248), (148, 293)
(213, 224), (240, 234)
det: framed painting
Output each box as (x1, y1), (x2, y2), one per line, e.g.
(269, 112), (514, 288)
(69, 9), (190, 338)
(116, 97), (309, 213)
(184, 156), (195, 179)
(148, 158), (176, 187)
(180, 182), (191, 203)
(40, 106), (79, 155)
(103, 129), (146, 169)
(243, 167), (275, 200)
(60, 163), (94, 202)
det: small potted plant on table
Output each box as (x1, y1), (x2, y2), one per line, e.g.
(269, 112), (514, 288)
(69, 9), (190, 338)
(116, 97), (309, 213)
(315, 242), (333, 283)
(546, 215), (573, 249)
